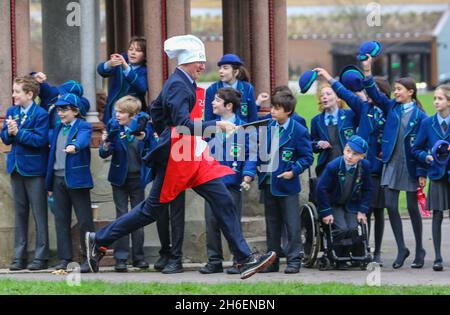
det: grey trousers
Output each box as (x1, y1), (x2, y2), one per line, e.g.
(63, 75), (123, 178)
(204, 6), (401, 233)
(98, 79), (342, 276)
(11, 172), (49, 261)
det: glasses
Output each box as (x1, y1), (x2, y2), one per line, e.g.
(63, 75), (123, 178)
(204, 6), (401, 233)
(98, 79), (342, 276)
(56, 106), (72, 112)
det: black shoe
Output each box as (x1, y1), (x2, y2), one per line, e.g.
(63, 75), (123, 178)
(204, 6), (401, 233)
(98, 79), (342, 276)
(284, 265), (300, 274)
(85, 232), (107, 273)
(133, 260), (149, 269)
(411, 249), (426, 269)
(114, 259), (128, 272)
(162, 261), (184, 274)
(372, 254), (383, 267)
(392, 248), (410, 269)
(54, 260), (72, 271)
(80, 260), (91, 273)
(9, 259), (27, 271)
(433, 260), (443, 272)
(259, 262), (279, 273)
(226, 265), (240, 274)
(27, 260), (48, 271)
(154, 255), (170, 271)
(199, 263), (223, 274)
(239, 251), (277, 279)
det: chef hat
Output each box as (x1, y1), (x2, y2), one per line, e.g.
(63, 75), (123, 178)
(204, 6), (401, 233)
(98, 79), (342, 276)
(164, 34), (206, 65)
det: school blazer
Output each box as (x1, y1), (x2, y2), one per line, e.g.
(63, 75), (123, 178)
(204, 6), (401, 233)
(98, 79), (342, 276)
(45, 119), (93, 191)
(205, 80), (258, 123)
(331, 80), (385, 175)
(258, 118), (314, 196)
(310, 108), (358, 176)
(207, 117), (257, 190)
(316, 157), (373, 218)
(99, 121), (157, 188)
(97, 54), (148, 124)
(1, 103), (49, 176)
(412, 114), (450, 181)
(363, 76), (428, 179)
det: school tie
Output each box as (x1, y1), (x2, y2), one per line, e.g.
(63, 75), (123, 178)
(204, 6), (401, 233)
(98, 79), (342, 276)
(277, 125), (284, 136)
(347, 166), (356, 175)
(442, 121), (448, 133)
(62, 124), (71, 136)
(326, 115), (335, 126)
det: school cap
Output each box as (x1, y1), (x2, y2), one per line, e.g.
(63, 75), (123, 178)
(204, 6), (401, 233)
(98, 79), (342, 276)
(164, 34), (206, 65)
(347, 135), (368, 154)
(54, 93), (82, 108)
(339, 65), (365, 92)
(298, 70), (318, 94)
(217, 54), (244, 67)
(431, 140), (450, 166)
(358, 41), (382, 61)
(58, 80), (84, 97)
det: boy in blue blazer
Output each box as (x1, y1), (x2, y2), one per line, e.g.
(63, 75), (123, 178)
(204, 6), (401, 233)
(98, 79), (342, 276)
(1, 76), (50, 271)
(258, 90), (314, 273)
(45, 93), (95, 273)
(316, 136), (373, 269)
(100, 95), (157, 272)
(97, 37), (148, 124)
(199, 87), (257, 275)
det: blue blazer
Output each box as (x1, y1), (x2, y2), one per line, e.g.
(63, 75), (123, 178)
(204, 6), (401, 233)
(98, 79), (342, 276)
(412, 114), (450, 181)
(205, 80), (258, 123)
(1, 103), (49, 176)
(97, 54), (148, 124)
(331, 80), (385, 174)
(363, 76), (428, 179)
(99, 120), (157, 188)
(45, 119), (93, 191)
(258, 118), (314, 196)
(145, 68), (217, 167)
(38, 81), (59, 111)
(207, 116), (257, 190)
(316, 157), (373, 218)
(310, 109), (358, 176)
(260, 112), (308, 129)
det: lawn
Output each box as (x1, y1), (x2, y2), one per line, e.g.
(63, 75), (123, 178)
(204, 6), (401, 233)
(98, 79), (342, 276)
(1, 279), (450, 295)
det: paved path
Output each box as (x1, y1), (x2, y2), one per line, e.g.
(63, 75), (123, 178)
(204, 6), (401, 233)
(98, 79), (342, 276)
(1, 218), (450, 286)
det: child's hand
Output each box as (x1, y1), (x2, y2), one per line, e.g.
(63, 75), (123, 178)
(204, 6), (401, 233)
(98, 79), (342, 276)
(313, 68), (333, 81)
(240, 181), (251, 191)
(277, 171), (294, 180)
(216, 120), (237, 134)
(135, 131), (146, 141)
(34, 72), (47, 83)
(256, 92), (270, 106)
(361, 54), (373, 76)
(101, 130), (108, 142)
(243, 175), (253, 183)
(418, 176), (427, 187)
(322, 215), (334, 225)
(426, 155), (434, 163)
(317, 140), (332, 149)
(64, 145), (77, 154)
(108, 54), (123, 68)
(357, 212), (367, 224)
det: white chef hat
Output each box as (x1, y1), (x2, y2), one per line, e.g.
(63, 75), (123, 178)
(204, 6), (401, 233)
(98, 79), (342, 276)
(164, 34), (206, 65)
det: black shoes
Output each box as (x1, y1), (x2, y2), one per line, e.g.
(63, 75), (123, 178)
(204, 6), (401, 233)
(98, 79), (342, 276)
(226, 265), (240, 274)
(433, 260), (444, 272)
(154, 255), (170, 271)
(284, 265), (300, 274)
(9, 259), (27, 271)
(54, 260), (72, 271)
(80, 260), (91, 273)
(27, 260), (48, 271)
(133, 260), (149, 269)
(161, 261), (184, 274)
(199, 263), (223, 274)
(372, 254), (383, 267)
(239, 251), (277, 279)
(411, 249), (426, 269)
(392, 248), (410, 269)
(114, 259), (128, 272)
(85, 232), (107, 273)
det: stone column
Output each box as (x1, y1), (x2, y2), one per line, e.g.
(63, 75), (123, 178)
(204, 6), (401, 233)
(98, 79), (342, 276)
(105, 0), (116, 56)
(0, 1), (12, 116)
(133, 0), (145, 37)
(166, 0), (191, 73)
(114, 0), (132, 53)
(273, 0), (288, 87)
(42, 0), (81, 85)
(15, 0), (31, 77)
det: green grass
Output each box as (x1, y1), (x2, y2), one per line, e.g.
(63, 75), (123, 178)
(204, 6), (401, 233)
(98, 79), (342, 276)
(1, 279), (450, 295)
(296, 93), (435, 215)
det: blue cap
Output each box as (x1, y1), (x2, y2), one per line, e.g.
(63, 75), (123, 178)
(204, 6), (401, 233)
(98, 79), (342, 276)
(217, 54), (244, 67)
(58, 80), (84, 97)
(432, 140), (449, 166)
(347, 135), (368, 154)
(54, 93), (82, 108)
(79, 96), (90, 117)
(339, 65), (365, 92)
(298, 70), (318, 94)
(358, 41), (382, 61)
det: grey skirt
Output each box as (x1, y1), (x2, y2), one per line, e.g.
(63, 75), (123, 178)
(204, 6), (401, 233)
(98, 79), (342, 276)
(381, 159), (418, 192)
(427, 176), (450, 211)
(370, 175), (385, 209)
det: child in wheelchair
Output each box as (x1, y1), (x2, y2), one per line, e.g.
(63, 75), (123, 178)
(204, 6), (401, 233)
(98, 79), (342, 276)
(315, 135), (374, 270)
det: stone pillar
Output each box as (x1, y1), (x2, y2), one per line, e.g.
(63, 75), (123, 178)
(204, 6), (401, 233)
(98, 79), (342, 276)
(166, 0), (191, 73)
(15, 0), (31, 77)
(222, 0), (238, 55)
(273, 0), (288, 87)
(42, 0), (81, 85)
(0, 1), (12, 116)
(105, 0), (116, 56)
(114, 0), (132, 53)
(133, 0), (145, 36)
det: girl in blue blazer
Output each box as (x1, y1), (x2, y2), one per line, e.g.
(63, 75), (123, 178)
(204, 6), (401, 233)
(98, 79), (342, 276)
(314, 67), (388, 265)
(205, 54), (258, 123)
(412, 84), (450, 271)
(97, 37), (148, 124)
(362, 55), (428, 269)
(310, 84), (358, 177)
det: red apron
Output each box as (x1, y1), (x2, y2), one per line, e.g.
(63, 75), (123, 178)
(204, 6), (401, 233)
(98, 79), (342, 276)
(159, 87), (234, 203)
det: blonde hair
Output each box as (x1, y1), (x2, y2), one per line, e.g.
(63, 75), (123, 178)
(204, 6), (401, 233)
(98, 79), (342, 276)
(114, 96), (142, 116)
(316, 82), (348, 112)
(436, 84), (450, 101)
(14, 76), (40, 99)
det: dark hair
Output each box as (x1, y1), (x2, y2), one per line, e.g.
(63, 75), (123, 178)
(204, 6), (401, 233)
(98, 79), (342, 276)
(271, 90), (296, 115)
(128, 36), (147, 62)
(14, 76), (40, 98)
(230, 64), (250, 82)
(374, 76), (391, 98)
(216, 87), (242, 113)
(273, 85), (292, 95)
(395, 77), (424, 112)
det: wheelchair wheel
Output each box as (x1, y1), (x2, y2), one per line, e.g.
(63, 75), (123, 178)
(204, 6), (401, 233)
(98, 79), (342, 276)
(300, 202), (321, 268)
(318, 256), (330, 271)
